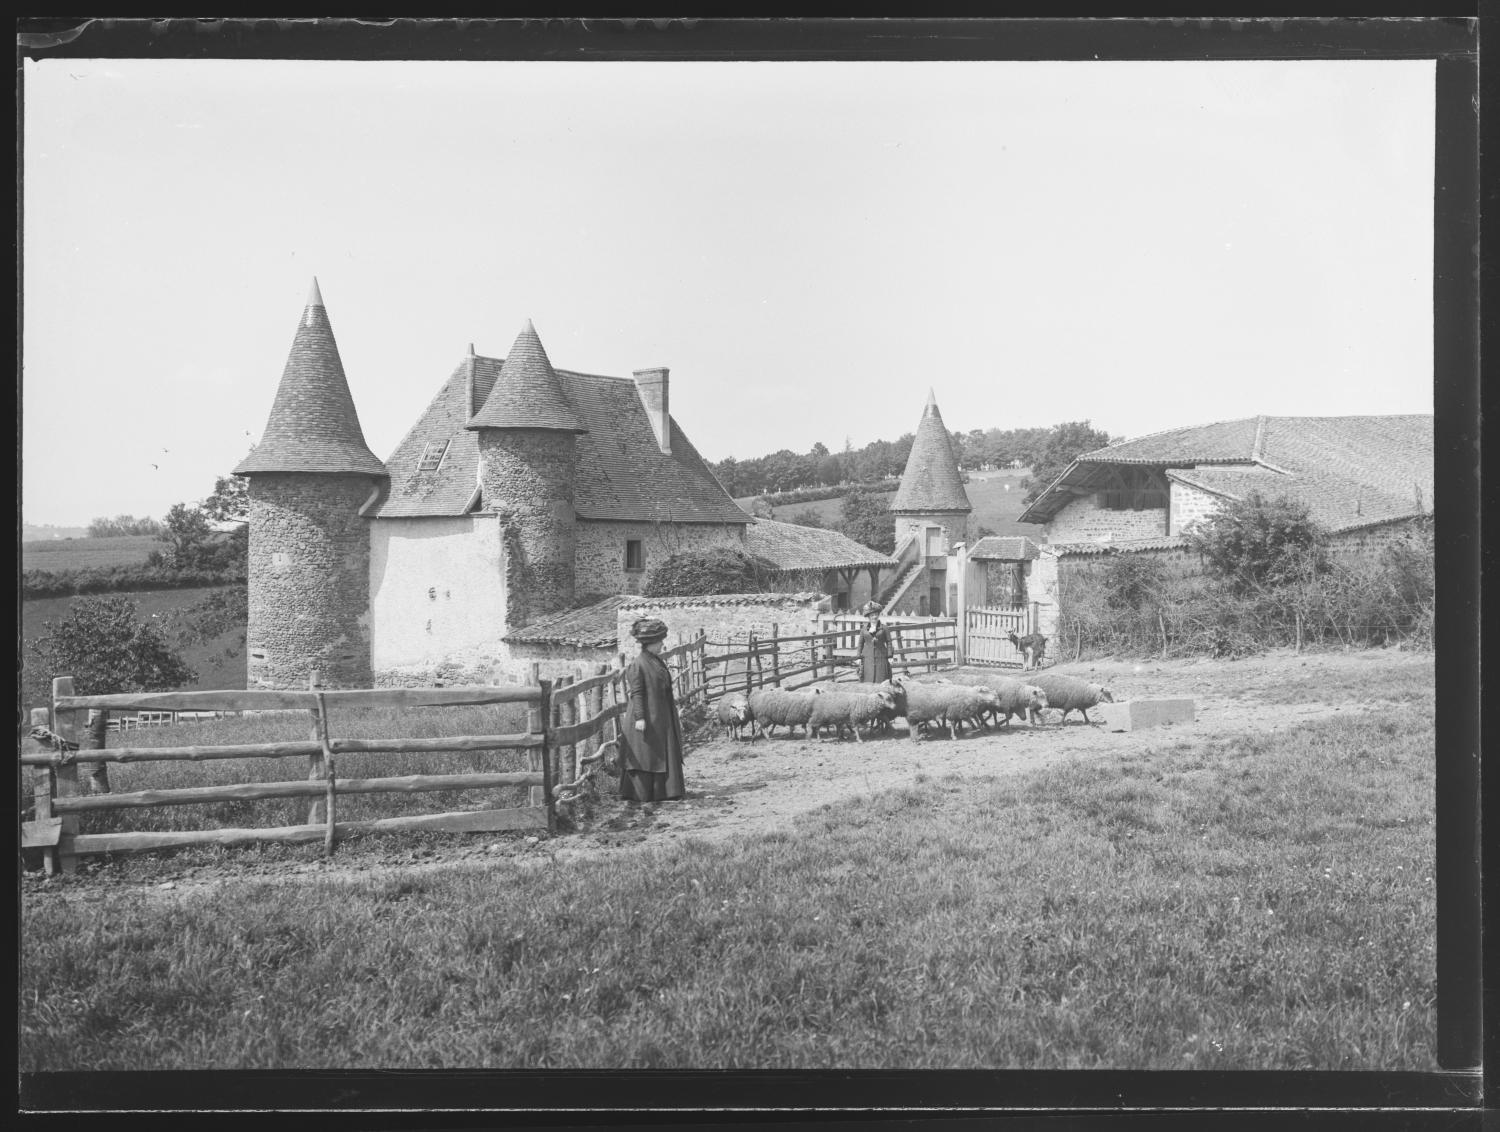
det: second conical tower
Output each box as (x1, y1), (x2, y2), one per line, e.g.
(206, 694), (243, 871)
(466, 320), (588, 627)
(890, 389), (972, 550)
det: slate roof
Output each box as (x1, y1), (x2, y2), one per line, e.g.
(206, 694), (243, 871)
(501, 595), (631, 648)
(745, 519), (898, 572)
(235, 280), (387, 477)
(967, 536), (1041, 561)
(369, 341), (751, 524)
(466, 322), (585, 432)
(1048, 536), (1189, 556)
(891, 390), (972, 514)
(1020, 415), (1433, 532)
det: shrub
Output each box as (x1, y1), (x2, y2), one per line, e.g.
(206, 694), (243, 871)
(643, 548), (783, 597)
(1184, 492), (1330, 594)
(31, 594), (198, 696)
(838, 489), (895, 555)
(784, 508), (827, 529)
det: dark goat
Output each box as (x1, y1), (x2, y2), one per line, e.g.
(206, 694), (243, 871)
(1007, 631), (1048, 670)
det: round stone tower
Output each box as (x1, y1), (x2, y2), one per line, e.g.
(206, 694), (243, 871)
(466, 320), (587, 629)
(891, 389), (973, 550)
(234, 279), (388, 689)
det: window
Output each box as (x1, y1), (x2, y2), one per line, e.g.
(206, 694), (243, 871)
(417, 439), (450, 472)
(1099, 488), (1168, 511)
(625, 540), (645, 571)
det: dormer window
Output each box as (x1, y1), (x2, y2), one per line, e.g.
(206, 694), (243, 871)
(418, 439), (450, 472)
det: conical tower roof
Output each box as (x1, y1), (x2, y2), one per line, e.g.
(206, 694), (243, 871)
(235, 280), (387, 476)
(891, 389), (972, 514)
(465, 321), (586, 432)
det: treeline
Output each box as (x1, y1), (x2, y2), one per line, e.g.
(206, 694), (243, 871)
(86, 514), (165, 538)
(713, 422), (1112, 504)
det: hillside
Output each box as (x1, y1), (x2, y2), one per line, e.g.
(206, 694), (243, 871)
(22, 586), (247, 709)
(747, 470), (1037, 542)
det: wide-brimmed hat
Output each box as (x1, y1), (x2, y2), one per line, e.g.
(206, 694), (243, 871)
(859, 601), (882, 618)
(630, 617), (669, 644)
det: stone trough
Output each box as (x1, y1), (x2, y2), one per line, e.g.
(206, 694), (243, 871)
(1092, 698), (1196, 732)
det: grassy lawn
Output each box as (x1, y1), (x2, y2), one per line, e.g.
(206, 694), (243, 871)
(21, 701), (1434, 1070)
(22, 535), (160, 571)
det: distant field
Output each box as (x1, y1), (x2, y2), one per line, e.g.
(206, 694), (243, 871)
(21, 586), (247, 707)
(22, 535), (159, 572)
(760, 471), (1036, 541)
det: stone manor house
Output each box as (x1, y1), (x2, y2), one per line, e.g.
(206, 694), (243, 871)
(237, 281), (952, 690)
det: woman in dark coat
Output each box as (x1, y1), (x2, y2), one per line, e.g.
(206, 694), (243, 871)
(858, 601), (893, 684)
(620, 617), (686, 804)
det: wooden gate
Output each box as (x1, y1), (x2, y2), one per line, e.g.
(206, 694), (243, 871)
(966, 604), (1029, 667)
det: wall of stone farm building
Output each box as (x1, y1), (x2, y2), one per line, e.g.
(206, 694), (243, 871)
(616, 593), (831, 651)
(1168, 480), (1225, 536)
(478, 429), (577, 627)
(369, 514), (506, 686)
(1047, 493), (1170, 543)
(1328, 518), (1428, 565)
(894, 511), (968, 553)
(490, 640), (620, 686)
(246, 473), (380, 690)
(574, 518), (746, 599)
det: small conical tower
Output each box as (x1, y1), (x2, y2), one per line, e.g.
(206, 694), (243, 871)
(235, 279), (387, 689)
(891, 389), (972, 549)
(466, 320), (587, 627)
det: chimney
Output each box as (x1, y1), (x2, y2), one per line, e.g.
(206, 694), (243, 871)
(633, 367), (671, 455)
(465, 343), (477, 416)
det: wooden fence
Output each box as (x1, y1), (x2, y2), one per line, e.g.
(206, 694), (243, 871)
(22, 673), (555, 875)
(21, 622), (953, 870)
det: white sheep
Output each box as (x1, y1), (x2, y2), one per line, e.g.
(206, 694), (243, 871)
(807, 690), (899, 743)
(923, 671), (1049, 727)
(714, 694), (753, 740)
(901, 681), (994, 741)
(746, 687), (821, 738)
(808, 676), (908, 733)
(1029, 673), (1115, 725)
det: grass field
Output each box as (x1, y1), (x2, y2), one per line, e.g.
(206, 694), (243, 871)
(20, 655), (1435, 1071)
(21, 587), (248, 706)
(22, 535), (160, 572)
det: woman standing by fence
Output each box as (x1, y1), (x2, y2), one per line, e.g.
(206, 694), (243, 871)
(620, 618), (685, 806)
(858, 602), (892, 684)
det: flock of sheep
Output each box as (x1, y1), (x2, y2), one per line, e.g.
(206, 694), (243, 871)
(713, 669), (1115, 744)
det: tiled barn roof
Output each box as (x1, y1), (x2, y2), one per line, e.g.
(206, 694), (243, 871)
(744, 519), (898, 572)
(1048, 536), (1189, 556)
(1020, 415), (1433, 532)
(465, 321), (585, 432)
(235, 279), (387, 477)
(369, 340), (751, 524)
(891, 390), (972, 515)
(502, 595), (630, 648)
(967, 536), (1041, 561)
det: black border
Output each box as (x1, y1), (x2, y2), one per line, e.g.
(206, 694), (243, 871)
(15, 15), (1484, 1126)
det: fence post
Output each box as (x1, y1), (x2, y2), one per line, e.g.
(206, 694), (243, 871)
(556, 673), (576, 806)
(313, 691), (337, 856)
(538, 678), (555, 834)
(83, 709), (111, 795)
(28, 706), (59, 875)
(1031, 600), (1040, 638)
(588, 663), (608, 776)
(50, 677), (82, 874)
(745, 633), (756, 697)
(526, 662), (545, 810)
(770, 623), (781, 687)
(306, 670), (326, 826)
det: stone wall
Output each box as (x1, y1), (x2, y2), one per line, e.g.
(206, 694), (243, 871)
(616, 592), (831, 649)
(369, 514), (506, 684)
(1168, 480), (1224, 536)
(893, 511), (968, 552)
(1047, 494), (1170, 543)
(246, 472), (380, 689)
(478, 429), (577, 627)
(574, 518), (746, 599)
(1328, 518), (1428, 564)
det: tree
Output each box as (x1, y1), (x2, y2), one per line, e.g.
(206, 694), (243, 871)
(838, 489), (894, 555)
(1184, 491), (1330, 593)
(1022, 421), (1112, 504)
(815, 453), (843, 487)
(643, 547), (781, 597)
(33, 595), (198, 696)
(201, 472), (249, 527)
(154, 502), (215, 570)
(87, 514), (164, 538)
(161, 584), (249, 671)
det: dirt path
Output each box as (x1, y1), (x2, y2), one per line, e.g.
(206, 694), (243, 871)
(36, 649), (1430, 897)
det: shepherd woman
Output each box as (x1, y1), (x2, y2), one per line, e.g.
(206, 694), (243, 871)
(620, 617), (686, 804)
(858, 600), (893, 684)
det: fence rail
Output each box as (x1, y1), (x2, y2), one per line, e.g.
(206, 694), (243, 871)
(23, 620), (958, 870)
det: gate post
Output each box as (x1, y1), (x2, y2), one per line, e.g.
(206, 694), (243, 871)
(955, 540), (969, 665)
(28, 706), (60, 875)
(537, 677), (555, 834)
(50, 677), (82, 874)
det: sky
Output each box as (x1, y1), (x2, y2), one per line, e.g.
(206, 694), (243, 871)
(22, 57), (1435, 528)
